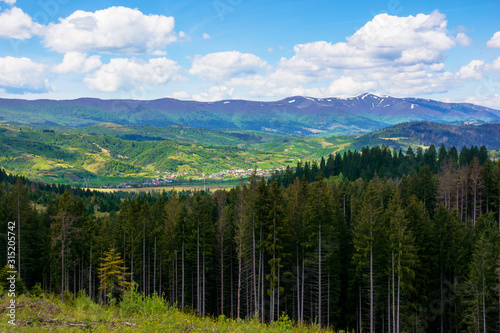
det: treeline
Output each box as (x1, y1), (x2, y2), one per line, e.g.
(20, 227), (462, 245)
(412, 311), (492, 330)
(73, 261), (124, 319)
(272, 144), (489, 184)
(0, 145), (499, 332)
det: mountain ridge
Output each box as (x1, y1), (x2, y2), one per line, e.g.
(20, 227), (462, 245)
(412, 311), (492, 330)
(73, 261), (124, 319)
(1, 93), (499, 135)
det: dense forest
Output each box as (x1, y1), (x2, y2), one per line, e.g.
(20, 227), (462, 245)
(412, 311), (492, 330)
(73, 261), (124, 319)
(0, 144), (499, 332)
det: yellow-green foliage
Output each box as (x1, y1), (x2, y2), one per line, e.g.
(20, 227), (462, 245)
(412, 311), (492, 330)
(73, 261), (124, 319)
(0, 292), (348, 332)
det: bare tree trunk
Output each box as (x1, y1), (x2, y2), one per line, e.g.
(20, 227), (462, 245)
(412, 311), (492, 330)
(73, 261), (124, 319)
(392, 251), (395, 333)
(143, 220), (146, 294)
(388, 277), (391, 333)
(327, 273), (330, 328)
(131, 235), (134, 283)
(89, 242), (92, 299)
(253, 224), (257, 316)
(61, 216), (65, 302)
(297, 247), (300, 325)
(370, 238), (374, 332)
(319, 223), (322, 326)
(237, 244), (242, 319)
(197, 217), (200, 314)
(182, 242), (185, 309)
(203, 249), (206, 316)
(301, 255), (305, 324)
(221, 234), (224, 315)
(154, 236), (157, 293)
(397, 257), (400, 333)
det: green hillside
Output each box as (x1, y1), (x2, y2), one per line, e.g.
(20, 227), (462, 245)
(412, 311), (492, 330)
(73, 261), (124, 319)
(0, 125), (311, 185)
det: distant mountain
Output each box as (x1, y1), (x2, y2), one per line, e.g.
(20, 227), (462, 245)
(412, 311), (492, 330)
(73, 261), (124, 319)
(350, 121), (500, 151)
(1, 94), (499, 135)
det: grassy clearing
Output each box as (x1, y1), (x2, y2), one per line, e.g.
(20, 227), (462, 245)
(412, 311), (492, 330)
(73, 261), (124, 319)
(0, 293), (348, 332)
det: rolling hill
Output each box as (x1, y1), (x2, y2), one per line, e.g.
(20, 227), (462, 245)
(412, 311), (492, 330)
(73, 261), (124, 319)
(349, 121), (500, 152)
(1, 93), (499, 135)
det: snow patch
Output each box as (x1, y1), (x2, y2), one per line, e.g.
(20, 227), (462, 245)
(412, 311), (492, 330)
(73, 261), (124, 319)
(411, 104), (415, 109)
(288, 99), (295, 103)
(223, 101), (230, 104)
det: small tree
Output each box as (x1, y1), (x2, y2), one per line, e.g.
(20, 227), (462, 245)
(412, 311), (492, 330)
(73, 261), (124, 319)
(98, 248), (131, 304)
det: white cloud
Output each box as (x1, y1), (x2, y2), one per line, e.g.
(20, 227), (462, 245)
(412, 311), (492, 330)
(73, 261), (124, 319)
(0, 7), (42, 39)
(280, 10), (454, 76)
(202, 33), (210, 39)
(484, 56), (500, 73)
(43, 6), (182, 54)
(0, 56), (50, 93)
(189, 51), (268, 81)
(430, 63), (445, 72)
(52, 52), (102, 74)
(455, 33), (472, 46)
(466, 94), (500, 109)
(170, 91), (191, 99)
(486, 31), (500, 48)
(457, 60), (484, 80)
(0, 0), (16, 4)
(83, 57), (182, 92)
(191, 85), (235, 102)
(326, 76), (378, 97)
(209, 11), (462, 99)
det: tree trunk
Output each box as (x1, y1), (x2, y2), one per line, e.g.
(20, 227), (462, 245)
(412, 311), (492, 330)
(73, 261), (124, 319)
(182, 242), (185, 309)
(61, 216), (65, 302)
(143, 220), (146, 294)
(220, 233), (224, 315)
(297, 246), (300, 325)
(370, 238), (374, 332)
(319, 223), (322, 326)
(388, 277), (391, 333)
(197, 217), (200, 314)
(237, 244), (242, 319)
(17, 188), (21, 278)
(89, 243), (92, 299)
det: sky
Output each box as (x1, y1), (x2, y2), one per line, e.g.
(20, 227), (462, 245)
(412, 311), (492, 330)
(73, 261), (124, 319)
(0, 0), (499, 108)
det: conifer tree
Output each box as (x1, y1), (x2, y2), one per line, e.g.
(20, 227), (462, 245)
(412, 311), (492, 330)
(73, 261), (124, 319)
(98, 248), (131, 303)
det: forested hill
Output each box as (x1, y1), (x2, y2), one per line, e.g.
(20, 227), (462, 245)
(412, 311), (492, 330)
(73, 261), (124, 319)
(1, 143), (499, 332)
(1, 93), (499, 135)
(350, 121), (500, 151)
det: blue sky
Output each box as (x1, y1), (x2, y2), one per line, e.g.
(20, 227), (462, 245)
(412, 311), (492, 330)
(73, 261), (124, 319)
(0, 0), (499, 108)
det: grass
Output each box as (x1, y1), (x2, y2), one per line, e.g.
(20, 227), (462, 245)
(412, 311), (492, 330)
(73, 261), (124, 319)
(0, 292), (349, 332)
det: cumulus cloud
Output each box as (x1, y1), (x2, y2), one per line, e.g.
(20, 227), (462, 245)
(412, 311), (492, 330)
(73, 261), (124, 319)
(0, 0), (16, 4)
(202, 33), (210, 39)
(0, 56), (50, 93)
(484, 56), (500, 73)
(466, 94), (500, 109)
(83, 57), (182, 92)
(170, 91), (191, 99)
(0, 7), (42, 39)
(201, 11), (464, 99)
(457, 60), (484, 80)
(455, 33), (472, 46)
(191, 85), (235, 102)
(279, 10), (454, 76)
(430, 63), (445, 72)
(43, 6), (183, 54)
(326, 76), (378, 97)
(486, 31), (500, 48)
(189, 51), (268, 81)
(52, 52), (102, 74)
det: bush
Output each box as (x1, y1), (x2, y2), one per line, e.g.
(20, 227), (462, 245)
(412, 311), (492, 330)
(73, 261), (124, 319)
(120, 284), (144, 317)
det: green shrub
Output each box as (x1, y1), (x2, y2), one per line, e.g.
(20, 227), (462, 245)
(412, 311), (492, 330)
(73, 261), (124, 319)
(120, 284), (144, 317)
